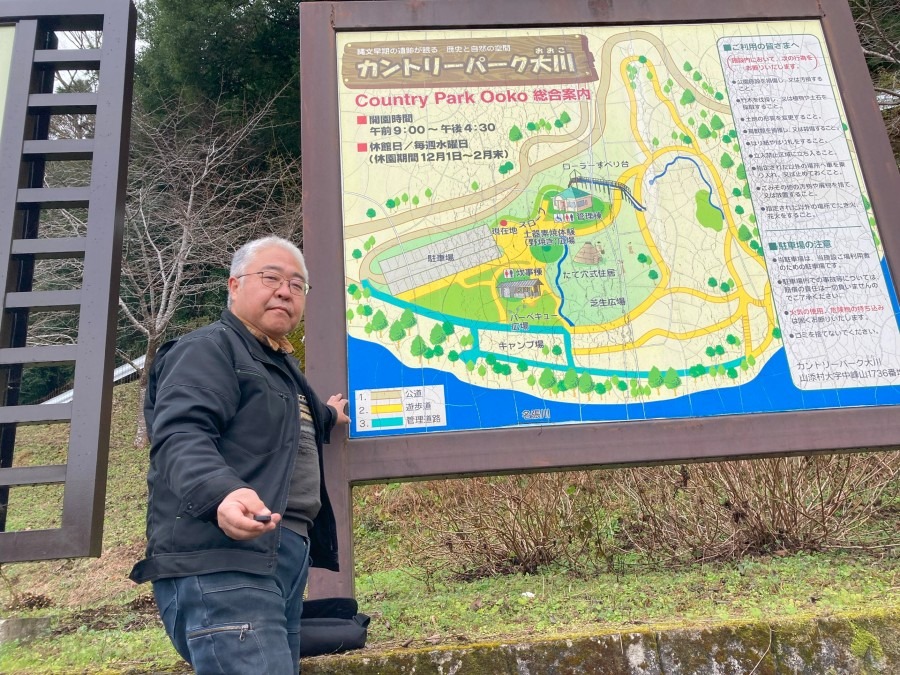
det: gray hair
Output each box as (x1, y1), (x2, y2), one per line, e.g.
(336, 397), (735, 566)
(228, 236), (308, 307)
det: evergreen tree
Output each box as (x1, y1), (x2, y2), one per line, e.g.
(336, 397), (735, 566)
(389, 321), (405, 342)
(648, 366), (664, 390)
(371, 310), (388, 333)
(400, 308), (417, 329)
(578, 372), (594, 397)
(137, 0), (302, 154)
(410, 335), (427, 359)
(429, 323), (446, 345)
(539, 368), (556, 391)
(664, 368), (682, 391)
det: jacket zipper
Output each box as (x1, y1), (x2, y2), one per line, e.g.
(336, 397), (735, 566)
(234, 367), (265, 378)
(224, 319), (310, 554)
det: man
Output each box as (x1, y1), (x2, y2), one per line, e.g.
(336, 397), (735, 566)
(130, 236), (350, 674)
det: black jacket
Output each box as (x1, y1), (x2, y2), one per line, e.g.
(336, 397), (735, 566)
(130, 310), (339, 584)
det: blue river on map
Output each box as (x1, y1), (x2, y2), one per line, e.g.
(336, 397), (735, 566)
(348, 259), (900, 438)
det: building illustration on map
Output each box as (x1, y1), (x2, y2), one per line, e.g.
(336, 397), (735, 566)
(336, 22), (900, 438)
(553, 187), (592, 212)
(498, 280), (543, 299)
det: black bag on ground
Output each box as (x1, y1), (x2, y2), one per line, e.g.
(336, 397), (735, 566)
(299, 597), (370, 657)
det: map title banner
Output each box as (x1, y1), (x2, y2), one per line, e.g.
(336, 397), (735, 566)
(342, 34), (597, 89)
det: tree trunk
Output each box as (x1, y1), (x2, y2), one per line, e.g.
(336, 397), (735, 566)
(133, 337), (160, 448)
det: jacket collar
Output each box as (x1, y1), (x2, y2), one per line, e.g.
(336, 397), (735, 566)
(234, 315), (294, 354)
(220, 309), (290, 361)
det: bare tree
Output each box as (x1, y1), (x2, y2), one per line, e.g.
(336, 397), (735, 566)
(121, 95), (302, 446)
(851, 0), (900, 158)
(851, 0), (900, 72)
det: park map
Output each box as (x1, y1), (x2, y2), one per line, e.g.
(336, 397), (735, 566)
(335, 21), (900, 437)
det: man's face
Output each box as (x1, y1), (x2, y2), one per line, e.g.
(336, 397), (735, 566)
(228, 245), (306, 338)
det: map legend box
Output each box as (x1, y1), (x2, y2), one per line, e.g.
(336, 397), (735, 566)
(355, 386), (447, 434)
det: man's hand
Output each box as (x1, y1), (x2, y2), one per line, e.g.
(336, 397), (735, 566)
(216, 487), (281, 540)
(326, 393), (351, 425)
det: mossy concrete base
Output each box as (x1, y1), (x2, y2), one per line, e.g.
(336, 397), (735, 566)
(0, 616), (52, 644)
(302, 609), (899, 674)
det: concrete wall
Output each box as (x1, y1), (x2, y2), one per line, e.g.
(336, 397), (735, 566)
(303, 609), (899, 674)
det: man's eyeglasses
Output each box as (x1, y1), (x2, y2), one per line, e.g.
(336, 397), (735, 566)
(237, 271), (310, 296)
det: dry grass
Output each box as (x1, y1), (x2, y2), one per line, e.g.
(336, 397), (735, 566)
(357, 451), (900, 582)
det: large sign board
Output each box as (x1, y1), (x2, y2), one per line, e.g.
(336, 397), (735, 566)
(0, 0), (135, 563)
(300, 0), (900, 596)
(338, 22), (900, 438)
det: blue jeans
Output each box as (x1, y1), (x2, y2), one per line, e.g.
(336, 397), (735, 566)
(152, 529), (310, 675)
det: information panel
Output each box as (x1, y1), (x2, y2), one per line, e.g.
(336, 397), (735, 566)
(0, 25), (15, 144)
(336, 21), (900, 438)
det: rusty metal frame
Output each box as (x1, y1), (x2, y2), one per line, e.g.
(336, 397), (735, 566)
(300, 0), (900, 596)
(0, 0), (134, 562)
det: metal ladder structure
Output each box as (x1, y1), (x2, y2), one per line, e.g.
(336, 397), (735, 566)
(0, 0), (134, 562)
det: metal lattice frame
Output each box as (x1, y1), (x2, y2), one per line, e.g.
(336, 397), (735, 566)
(0, 0), (134, 562)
